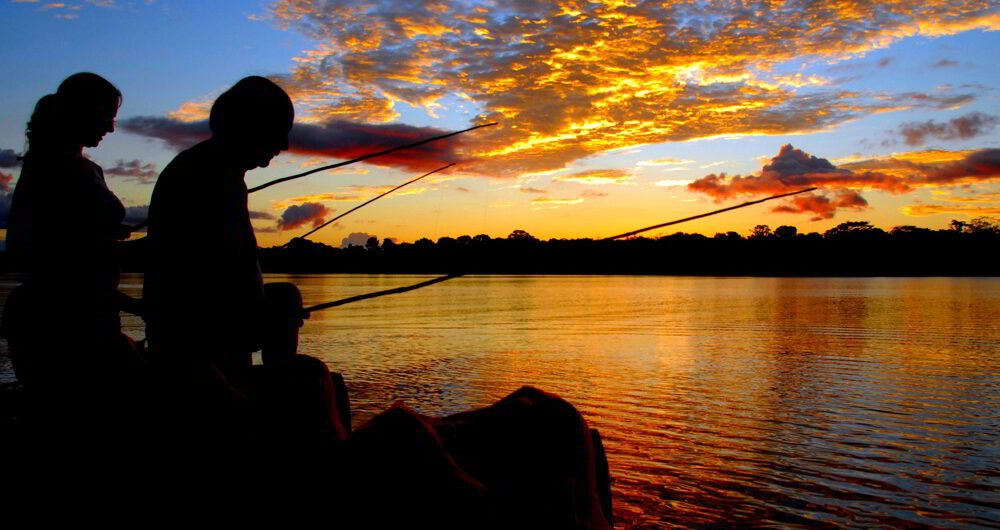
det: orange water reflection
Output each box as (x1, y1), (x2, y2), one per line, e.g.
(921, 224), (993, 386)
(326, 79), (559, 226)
(2, 275), (997, 528)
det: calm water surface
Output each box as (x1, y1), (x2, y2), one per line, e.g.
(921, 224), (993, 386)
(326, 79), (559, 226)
(2, 275), (998, 528)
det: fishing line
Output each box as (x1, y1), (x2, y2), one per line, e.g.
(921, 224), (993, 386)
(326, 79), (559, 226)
(285, 163), (455, 246)
(303, 273), (464, 313)
(305, 187), (819, 312)
(600, 187), (818, 241)
(248, 122), (497, 194)
(128, 122), (497, 232)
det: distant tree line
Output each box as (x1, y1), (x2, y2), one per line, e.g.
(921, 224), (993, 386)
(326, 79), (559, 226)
(253, 218), (999, 276)
(2, 218), (995, 276)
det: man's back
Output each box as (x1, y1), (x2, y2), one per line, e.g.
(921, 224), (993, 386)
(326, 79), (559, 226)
(143, 139), (264, 362)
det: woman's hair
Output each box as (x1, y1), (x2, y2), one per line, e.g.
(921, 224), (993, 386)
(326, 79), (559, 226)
(24, 72), (121, 157)
(209, 76), (294, 138)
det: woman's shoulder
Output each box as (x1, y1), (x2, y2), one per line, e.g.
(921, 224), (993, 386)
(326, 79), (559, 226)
(18, 152), (92, 183)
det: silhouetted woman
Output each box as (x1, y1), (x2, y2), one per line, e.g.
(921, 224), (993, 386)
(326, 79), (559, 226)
(2, 73), (144, 454)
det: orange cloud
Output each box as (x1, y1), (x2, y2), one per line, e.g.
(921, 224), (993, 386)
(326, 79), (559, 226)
(687, 145), (1000, 218)
(932, 193), (1000, 203)
(272, 193), (365, 210)
(266, 0), (995, 176)
(771, 190), (869, 221)
(902, 204), (1000, 217)
(167, 100), (214, 123)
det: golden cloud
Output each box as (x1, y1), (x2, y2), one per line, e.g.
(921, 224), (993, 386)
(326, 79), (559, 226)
(554, 168), (634, 185)
(168, 100), (214, 123)
(637, 158), (695, 166)
(932, 193), (1000, 203)
(271, 192), (366, 209)
(902, 204), (1000, 217)
(531, 197), (585, 209)
(262, 0), (995, 176)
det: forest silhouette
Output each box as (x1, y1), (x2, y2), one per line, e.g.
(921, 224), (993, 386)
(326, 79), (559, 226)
(108, 217), (999, 277)
(3, 218), (996, 277)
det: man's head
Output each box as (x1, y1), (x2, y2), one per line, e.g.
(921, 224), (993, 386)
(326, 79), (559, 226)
(209, 76), (294, 170)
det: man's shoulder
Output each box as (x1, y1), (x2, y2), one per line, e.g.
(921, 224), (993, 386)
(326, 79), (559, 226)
(159, 141), (220, 178)
(153, 141), (223, 196)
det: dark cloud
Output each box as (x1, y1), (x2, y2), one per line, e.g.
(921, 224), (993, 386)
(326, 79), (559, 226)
(914, 148), (1000, 185)
(249, 210), (276, 220)
(760, 145), (846, 183)
(930, 59), (959, 67)
(582, 190), (607, 197)
(340, 232), (376, 248)
(276, 202), (331, 230)
(895, 92), (976, 109)
(520, 187), (547, 194)
(877, 57), (894, 68)
(105, 159), (159, 184)
(897, 112), (999, 146)
(1, 171), (14, 192)
(456, 187), (470, 192)
(0, 149), (22, 169)
(118, 117), (210, 150)
(123, 205), (149, 231)
(120, 117), (461, 172)
(288, 120), (460, 171)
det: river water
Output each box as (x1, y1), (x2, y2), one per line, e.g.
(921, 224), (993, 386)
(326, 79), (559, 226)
(3, 274), (998, 528)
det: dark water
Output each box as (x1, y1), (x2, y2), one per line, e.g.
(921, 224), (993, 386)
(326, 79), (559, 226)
(3, 274), (998, 528)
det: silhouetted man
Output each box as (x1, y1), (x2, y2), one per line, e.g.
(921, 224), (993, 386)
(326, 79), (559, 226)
(142, 77), (346, 466)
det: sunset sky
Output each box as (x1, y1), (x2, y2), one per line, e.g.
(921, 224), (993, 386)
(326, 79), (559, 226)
(1, 0), (998, 248)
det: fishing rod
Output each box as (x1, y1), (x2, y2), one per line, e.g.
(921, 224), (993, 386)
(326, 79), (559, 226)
(286, 163), (455, 247)
(601, 187), (817, 241)
(303, 273), (464, 314)
(128, 122), (497, 232)
(301, 187), (821, 311)
(248, 122), (497, 193)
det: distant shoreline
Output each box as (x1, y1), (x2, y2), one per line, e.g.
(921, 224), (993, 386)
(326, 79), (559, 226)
(2, 220), (998, 277)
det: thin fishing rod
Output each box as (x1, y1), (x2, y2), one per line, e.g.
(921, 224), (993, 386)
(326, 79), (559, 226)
(248, 122), (497, 193)
(601, 187), (818, 241)
(287, 163), (455, 247)
(297, 189), (816, 311)
(128, 123), (497, 232)
(304, 273), (464, 313)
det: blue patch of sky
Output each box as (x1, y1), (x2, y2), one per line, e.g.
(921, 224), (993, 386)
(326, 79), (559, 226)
(0, 1), (311, 148)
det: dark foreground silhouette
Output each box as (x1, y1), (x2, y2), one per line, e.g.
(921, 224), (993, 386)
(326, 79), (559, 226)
(2, 281), (612, 529)
(0, 75), (612, 528)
